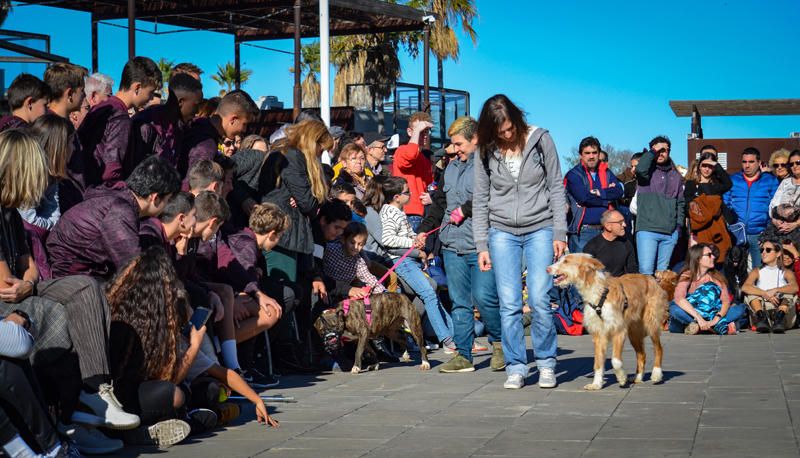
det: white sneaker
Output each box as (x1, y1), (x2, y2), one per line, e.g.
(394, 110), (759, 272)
(79, 384), (140, 430)
(58, 423), (123, 455)
(123, 419), (191, 449)
(503, 374), (525, 389)
(538, 367), (557, 388)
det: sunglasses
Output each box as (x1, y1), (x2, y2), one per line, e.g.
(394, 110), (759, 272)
(702, 252), (716, 258)
(700, 163), (715, 169)
(760, 247), (777, 254)
(774, 163), (788, 169)
(222, 140), (235, 147)
(791, 161), (800, 167)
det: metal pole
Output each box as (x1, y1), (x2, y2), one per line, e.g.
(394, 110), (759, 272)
(234, 39), (241, 90)
(319, 0), (331, 126)
(423, 25), (430, 113)
(127, 0), (136, 59)
(91, 16), (98, 72)
(293, 0), (301, 120)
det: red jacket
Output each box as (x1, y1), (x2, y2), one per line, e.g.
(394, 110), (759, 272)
(391, 142), (432, 216)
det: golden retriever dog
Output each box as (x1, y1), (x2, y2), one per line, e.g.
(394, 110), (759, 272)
(655, 270), (679, 302)
(547, 254), (668, 390)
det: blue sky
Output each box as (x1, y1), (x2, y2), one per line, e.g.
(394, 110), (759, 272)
(3, 0), (799, 166)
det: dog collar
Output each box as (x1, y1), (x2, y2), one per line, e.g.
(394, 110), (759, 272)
(342, 296), (372, 325)
(587, 288), (610, 318)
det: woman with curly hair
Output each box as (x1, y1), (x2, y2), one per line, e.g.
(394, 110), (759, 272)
(109, 247), (278, 447)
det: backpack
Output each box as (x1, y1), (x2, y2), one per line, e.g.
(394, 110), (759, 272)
(551, 285), (585, 336)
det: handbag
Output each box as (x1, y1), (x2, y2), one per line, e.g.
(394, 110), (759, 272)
(727, 221), (747, 247)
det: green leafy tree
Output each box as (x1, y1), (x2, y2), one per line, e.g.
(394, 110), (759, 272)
(291, 42), (321, 108)
(212, 61), (253, 95)
(156, 58), (174, 98)
(567, 144), (635, 177)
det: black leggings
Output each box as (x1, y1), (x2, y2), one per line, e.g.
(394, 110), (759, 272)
(137, 381), (186, 426)
(0, 358), (60, 454)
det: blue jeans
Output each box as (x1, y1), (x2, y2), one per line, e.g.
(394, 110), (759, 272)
(394, 257), (453, 342)
(669, 302), (746, 334)
(636, 230), (679, 275)
(442, 250), (502, 362)
(489, 227), (557, 376)
(747, 234), (762, 268)
(407, 215), (423, 233)
(568, 226), (601, 254)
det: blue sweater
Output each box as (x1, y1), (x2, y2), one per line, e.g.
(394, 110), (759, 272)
(723, 172), (778, 234)
(565, 163), (623, 233)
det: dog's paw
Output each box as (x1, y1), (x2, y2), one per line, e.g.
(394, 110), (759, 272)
(350, 366), (361, 374)
(419, 361), (431, 371)
(400, 350), (411, 362)
(615, 371), (627, 387)
(583, 383), (602, 391)
(369, 363), (380, 371)
(651, 367), (663, 383)
(633, 373), (644, 384)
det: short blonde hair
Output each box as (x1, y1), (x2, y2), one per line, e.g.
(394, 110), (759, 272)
(249, 203), (290, 235)
(770, 148), (791, 169)
(0, 129), (48, 208)
(447, 116), (478, 140)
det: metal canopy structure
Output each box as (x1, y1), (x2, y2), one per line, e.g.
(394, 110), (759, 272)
(670, 99), (800, 117)
(15, 0), (431, 118)
(0, 29), (69, 63)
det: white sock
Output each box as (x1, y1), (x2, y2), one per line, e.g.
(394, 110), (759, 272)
(221, 340), (240, 370)
(3, 434), (37, 458)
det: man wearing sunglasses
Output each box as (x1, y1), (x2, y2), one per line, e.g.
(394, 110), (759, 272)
(724, 147), (779, 267)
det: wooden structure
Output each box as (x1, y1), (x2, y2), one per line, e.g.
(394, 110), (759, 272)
(670, 99), (800, 173)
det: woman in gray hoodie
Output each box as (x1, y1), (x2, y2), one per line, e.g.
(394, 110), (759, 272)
(473, 94), (568, 390)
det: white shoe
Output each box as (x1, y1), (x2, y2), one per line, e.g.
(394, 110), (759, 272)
(79, 384), (140, 430)
(503, 374), (525, 389)
(123, 419), (191, 449)
(538, 367), (557, 388)
(58, 423), (123, 455)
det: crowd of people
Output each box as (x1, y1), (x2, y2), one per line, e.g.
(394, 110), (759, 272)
(0, 57), (797, 457)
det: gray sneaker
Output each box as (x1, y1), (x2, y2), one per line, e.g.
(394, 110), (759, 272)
(503, 374), (525, 389)
(538, 367), (557, 388)
(123, 419), (190, 449)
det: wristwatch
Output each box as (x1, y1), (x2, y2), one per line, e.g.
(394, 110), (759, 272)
(714, 313), (723, 319)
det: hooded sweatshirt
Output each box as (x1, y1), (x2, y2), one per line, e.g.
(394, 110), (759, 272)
(472, 126), (567, 253)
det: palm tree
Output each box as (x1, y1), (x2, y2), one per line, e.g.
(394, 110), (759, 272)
(212, 62), (253, 95)
(331, 34), (402, 109)
(156, 58), (174, 98)
(291, 42), (321, 108)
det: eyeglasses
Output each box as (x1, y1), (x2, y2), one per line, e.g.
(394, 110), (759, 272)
(774, 163), (788, 169)
(347, 157), (366, 162)
(790, 161), (800, 167)
(760, 247), (776, 254)
(399, 190), (410, 196)
(700, 163), (715, 170)
(702, 252), (716, 258)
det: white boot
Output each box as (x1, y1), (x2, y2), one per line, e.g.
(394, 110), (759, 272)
(79, 384), (140, 430)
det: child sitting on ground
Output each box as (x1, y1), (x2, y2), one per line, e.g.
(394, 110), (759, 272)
(324, 222), (386, 304)
(742, 239), (799, 333)
(379, 177), (454, 351)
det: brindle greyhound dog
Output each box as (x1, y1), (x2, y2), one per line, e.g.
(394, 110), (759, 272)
(314, 292), (431, 373)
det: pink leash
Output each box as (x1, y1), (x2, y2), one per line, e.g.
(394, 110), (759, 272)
(367, 223), (448, 295)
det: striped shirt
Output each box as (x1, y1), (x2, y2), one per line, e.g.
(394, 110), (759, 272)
(380, 204), (415, 259)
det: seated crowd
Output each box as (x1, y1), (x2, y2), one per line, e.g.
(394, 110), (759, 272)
(0, 58), (797, 457)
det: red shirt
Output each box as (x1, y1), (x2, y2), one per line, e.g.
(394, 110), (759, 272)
(391, 142), (432, 216)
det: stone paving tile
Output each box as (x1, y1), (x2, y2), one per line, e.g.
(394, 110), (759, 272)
(116, 333), (800, 457)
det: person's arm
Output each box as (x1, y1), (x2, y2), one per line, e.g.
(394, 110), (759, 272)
(417, 170), (446, 233)
(673, 279), (703, 320)
(97, 113), (132, 183)
(281, 151), (320, 215)
(714, 164), (733, 194)
(173, 325), (206, 384)
(472, 153), (491, 254)
(770, 180), (786, 213)
(206, 363), (278, 427)
(634, 149), (657, 182)
(599, 171), (624, 201)
(102, 206), (142, 272)
(775, 269), (799, 295)
(18, 188), (60, 231)
(0, 318), (34, 359)
(541, 133), (568, 245)
(676, 183), (686, 231)
(565, 169), (607, 207)
(381, 211), (414, 249)
(740, 269), (767, 297)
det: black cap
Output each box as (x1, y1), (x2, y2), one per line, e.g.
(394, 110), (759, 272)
(364, 132), (391, 146)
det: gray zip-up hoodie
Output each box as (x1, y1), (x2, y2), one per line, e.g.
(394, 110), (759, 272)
(472, 126), (567, 253)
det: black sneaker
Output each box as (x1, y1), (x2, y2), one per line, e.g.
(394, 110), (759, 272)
(755, 310), (771, 333)
(186, 408), (218, 435)
(237, 368), (279, 389)
(773, 311), (786, 334)
(371, 338), (400, 363)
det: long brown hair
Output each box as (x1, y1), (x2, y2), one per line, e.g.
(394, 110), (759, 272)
(275, 120), (332, 202)
(477, 94), (528, 159)
(28, 114), (72, 180)
(685, 151), (718, 183)
(107, 247), (188, 382)
(678, 243), (728, 287)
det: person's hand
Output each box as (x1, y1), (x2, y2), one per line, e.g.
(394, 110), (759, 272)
(760, 162), (770, 173)
(312, 279), (328, 304)
(233, 297), (250, 322)
(449, 207), (465, 225)
(289, 197), (297, 208)
(254, 399), (279, 428)
(697, 317), (712, 331)
(420, 192), (432, 206)
(553, 240), (567, 261)
(257, 293), (283, 320)
(412, 120), (434, 135)
(4, 312), (28, 329)
(209, 292), (225, 322)
(189, 323), (207, 348)
(589, 189), (601, 196)
(175, 235), (189, 256)
(413, 234), (427, 250)
(348, 287), (368, 299)
(0, 278), (33, 303)
(478, 251), (492, 272)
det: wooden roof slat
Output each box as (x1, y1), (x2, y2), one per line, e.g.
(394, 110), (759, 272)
(670, 99), (800, 117)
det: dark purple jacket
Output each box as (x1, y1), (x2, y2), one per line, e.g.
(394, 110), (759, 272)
(129, 105), (185, 173)
(0, 115), (27, 132)
(47, 182), (141, 279)
(77, 95), (132, 186)
(196, 226), (259, 296)
(179, 117), (221, 177)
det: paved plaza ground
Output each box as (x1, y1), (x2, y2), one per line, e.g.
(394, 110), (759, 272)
(119, 331), (800, 457)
